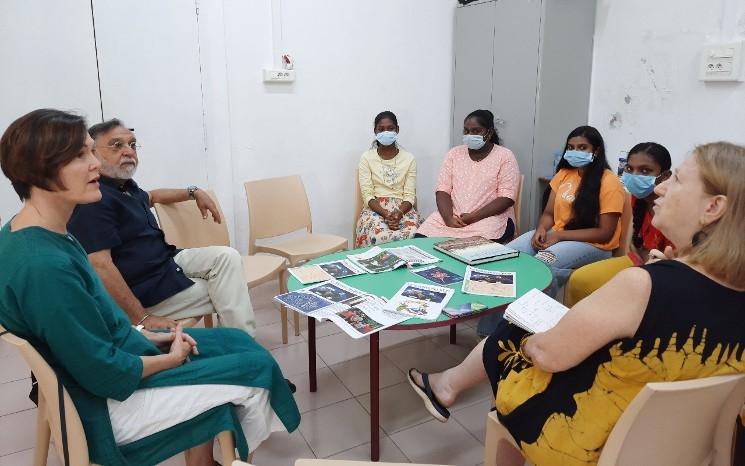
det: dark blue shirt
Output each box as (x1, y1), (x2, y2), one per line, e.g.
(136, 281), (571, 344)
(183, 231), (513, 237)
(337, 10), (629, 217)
(67, 176), (194, 307)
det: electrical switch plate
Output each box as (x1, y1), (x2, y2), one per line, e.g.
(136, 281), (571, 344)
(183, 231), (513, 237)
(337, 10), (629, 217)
(263, 69), (295, 82)
(699, 41), (743, 82)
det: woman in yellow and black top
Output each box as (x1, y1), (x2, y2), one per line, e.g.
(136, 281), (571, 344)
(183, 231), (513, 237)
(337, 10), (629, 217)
(408, 142), (745, 466)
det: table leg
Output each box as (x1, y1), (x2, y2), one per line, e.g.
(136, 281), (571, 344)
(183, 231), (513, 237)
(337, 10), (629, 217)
(308, 316), (317, 392)
(450, 324), (457, 344)
(370, 332), (380, 461)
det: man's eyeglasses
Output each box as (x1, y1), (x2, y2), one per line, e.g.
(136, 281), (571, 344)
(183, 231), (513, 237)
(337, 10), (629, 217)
(101, 141), (141, 152)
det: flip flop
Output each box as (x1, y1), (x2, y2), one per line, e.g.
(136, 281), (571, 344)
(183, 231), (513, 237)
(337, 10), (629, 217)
(408, 368), (450, 422)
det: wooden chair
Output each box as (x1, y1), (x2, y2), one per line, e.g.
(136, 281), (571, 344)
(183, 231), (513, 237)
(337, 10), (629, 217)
(612, 191), (634, 257)
(244, 176), (348, 333)
(0, 324), (236, 466)
(154, 190), (292, 342)
(484, 373), (745, 466)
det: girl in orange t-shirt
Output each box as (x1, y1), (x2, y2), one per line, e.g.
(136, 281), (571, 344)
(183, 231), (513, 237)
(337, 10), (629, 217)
(508, 126), (625, 296)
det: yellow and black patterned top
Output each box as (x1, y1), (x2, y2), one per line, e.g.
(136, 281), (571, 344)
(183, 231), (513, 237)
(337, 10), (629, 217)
(486, 260), (745, 466)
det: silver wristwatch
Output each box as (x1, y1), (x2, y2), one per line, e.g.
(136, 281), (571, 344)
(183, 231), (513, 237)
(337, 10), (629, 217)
(187, 185), (199, 200)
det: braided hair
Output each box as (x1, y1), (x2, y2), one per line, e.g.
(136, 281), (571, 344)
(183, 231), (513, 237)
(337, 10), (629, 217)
(628, 142), (672, 249)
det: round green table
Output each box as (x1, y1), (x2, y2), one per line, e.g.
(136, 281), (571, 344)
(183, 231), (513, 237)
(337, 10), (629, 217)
(287, 237), (551, 461)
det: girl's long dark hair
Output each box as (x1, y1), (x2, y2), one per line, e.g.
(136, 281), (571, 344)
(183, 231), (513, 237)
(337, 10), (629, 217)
(628, 142), (672, 248)
(556, 126), (609, 230)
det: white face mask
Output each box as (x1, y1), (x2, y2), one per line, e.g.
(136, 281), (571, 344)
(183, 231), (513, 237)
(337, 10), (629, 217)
(375, 131), (398, 146)
(463, 134), (486, 150)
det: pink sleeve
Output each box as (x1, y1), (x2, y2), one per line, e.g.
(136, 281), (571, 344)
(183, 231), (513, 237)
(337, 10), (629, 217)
(496, 149), (520, 200)
(435, 151), (455, 194)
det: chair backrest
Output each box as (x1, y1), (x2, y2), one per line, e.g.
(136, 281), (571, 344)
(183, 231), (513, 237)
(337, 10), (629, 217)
(0, 324), (91, 465)
(513, 175), (524, 237)
(244, 175), (313, 254)
(597, 373), (745, 466)
(153, 189), (230, 249)
(612, 192), (633, 257)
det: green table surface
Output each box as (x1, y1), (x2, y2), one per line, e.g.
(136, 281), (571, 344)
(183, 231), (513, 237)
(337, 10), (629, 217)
(287, 237), (552, 327)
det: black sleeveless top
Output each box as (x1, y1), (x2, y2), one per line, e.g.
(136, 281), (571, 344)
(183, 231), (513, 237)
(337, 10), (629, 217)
(487, 260), (745, 466)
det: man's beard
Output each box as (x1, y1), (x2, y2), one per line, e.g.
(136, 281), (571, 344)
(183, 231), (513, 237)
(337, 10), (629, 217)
(101, 160), (137, 180)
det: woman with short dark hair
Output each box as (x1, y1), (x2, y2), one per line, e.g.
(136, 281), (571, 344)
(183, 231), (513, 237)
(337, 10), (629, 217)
(0, 109), (300, 466)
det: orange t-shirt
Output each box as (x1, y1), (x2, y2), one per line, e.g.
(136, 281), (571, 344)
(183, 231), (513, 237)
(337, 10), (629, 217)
(549, 168), (625, 251)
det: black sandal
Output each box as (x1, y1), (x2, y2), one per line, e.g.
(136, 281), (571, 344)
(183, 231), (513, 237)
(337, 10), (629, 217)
(408, 368), (450, 422)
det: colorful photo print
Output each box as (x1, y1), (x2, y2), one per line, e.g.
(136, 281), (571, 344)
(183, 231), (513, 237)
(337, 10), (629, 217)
(395, 299), (429, 316)
(400, 285), (447, 303)
(275, 292), (332, 314)
(307, 282), (358, 303)
(414, 266), (463, 285)
(336, 308), (383, 334)
(469, 271), (514, 284)
(319, 261), (356, 278)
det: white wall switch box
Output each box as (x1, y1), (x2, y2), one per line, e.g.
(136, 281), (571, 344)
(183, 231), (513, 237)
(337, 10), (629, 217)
(699, 41), (743, 82)
(263, 69), (295, 82)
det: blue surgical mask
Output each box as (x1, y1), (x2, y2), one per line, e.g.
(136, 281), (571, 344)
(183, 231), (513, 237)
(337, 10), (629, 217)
(463, 134), (486, 150)
(563, 150), (594, 167)
(621, 172), (657, 199)
(375, 131), (398, 146)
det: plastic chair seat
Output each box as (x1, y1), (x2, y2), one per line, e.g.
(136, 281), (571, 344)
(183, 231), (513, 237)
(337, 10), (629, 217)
(254, 233), (348, 266)
(243, 254), (287, 288)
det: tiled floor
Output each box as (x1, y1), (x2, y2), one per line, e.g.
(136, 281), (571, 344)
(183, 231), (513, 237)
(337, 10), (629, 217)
(0, 281), (492, 466)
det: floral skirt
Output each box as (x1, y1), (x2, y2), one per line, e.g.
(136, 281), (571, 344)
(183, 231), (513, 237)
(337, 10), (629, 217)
(355, 197), (423, 247)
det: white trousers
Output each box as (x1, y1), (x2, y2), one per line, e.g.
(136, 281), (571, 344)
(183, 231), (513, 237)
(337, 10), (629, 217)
(108, 384), (281, 452)
(146, 246), (256, 336)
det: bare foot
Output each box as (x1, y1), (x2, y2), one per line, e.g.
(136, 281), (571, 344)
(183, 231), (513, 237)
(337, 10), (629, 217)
(410, 368), (456, 408)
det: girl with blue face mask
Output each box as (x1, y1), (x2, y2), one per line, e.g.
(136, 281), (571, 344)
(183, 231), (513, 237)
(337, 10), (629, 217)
(504, 126), (626, 301)
(356, 111), (423, 247)
(565, 142), (673, 306)
(416, 109), (520, 243)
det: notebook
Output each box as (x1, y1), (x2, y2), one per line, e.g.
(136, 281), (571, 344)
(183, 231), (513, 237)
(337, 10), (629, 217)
(433, 236), (519, 265)
(503, 288), (569, 333)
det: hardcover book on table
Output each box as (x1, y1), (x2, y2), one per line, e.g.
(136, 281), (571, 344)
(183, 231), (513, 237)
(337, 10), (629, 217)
(433, 236), (519, 265)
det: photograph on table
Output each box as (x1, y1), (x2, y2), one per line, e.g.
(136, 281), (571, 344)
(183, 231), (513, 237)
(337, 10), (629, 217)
(385, 245), (440, 266)
(443, 301), (488, 318)
(274, 291), (337, 315)
(348, 246), (407, 273)
(317, 259), (366, 279)
(412, 265), (464, 285)
(305, 280), (368, 305)
(384, 282), (455, 320)
(462, 266), (516, 297)
(313, 297), (408, 339)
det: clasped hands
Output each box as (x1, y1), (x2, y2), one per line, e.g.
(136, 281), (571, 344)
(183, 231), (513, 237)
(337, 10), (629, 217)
(531, 227), (561, 250)
(142, 323), (199, 364)
(444, 212), (478, 228)
(384, 209), (403, 231)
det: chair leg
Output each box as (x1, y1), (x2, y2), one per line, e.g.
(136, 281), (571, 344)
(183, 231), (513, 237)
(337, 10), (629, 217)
(204, 314), (214, 328)
(217, 430), (236, 464)
(33, 394), (51, 466)
(280, 305), (289, 344)
(278, 268), (291, 343)
(293, 312), (300, 337)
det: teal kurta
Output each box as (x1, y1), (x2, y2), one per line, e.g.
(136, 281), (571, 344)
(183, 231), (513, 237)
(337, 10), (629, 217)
(0, 224), (300, 466)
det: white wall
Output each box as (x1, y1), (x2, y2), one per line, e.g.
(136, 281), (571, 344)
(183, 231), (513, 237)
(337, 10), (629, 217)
(211, 0), (456, 252)
(0, 0), (101, 224)
(589, 0), (745, 170)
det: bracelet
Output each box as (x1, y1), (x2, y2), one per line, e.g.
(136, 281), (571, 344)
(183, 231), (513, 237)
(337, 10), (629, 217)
(136, 314), (150, 326)
(518, 334), (534, 364)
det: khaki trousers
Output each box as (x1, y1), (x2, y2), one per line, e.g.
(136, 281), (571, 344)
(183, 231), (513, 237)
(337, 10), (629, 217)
(146, 246), (256, 336)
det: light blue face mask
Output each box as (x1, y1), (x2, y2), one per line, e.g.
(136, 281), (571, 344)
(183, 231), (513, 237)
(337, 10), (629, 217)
(375, 131), (398, 146)
(463, 134), (486, 150)
(621, 172), (657, 199)
(563, 149), (594, 167)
